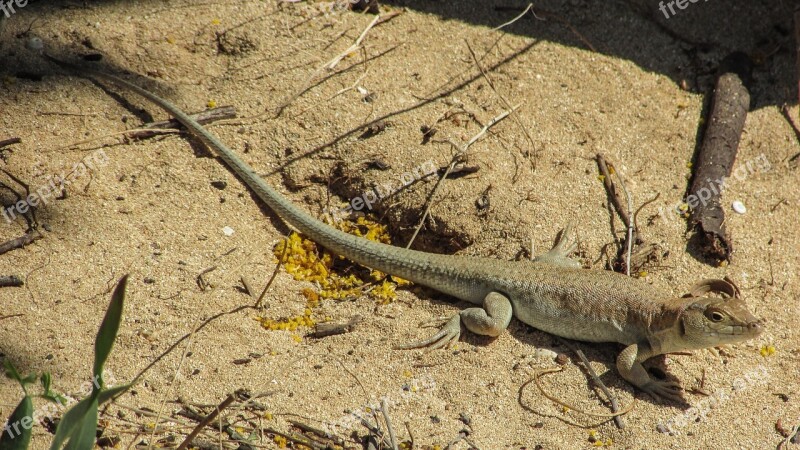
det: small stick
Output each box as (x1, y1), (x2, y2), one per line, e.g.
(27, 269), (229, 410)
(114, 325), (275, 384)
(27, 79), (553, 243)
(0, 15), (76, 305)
(492, 3), (540, 31)
(264, 427), (326, 450)
(175, 393), (237, 450)
(306, 314), (363, 338)
(51, 107), (236, 152)
(0, 137), (21, 149)
(779, 423), (800, 449)
(0, 313), (24, 321)
(278, 15), (380, 114)
(466, 41), (536, 166)
(404, 422), (415, 448)
(128, 105), (237, 139)
(556, 337), (625, 429)
(380, 398), (399, 450)
(374, 9), (404, 26)
(595, 154), (637, 275)
(196, 266), (217, 291)
(240, 275), (255, 298)
(596, 154), (631, 229)
(0, 229), (43, 256)
(287, 419), (346, 447)
(406, 106), (517, 247)
(0, 275), (23, 287)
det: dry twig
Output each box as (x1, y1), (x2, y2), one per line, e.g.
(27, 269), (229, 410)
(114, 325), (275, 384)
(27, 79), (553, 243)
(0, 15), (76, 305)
(406, 106), (517, 247)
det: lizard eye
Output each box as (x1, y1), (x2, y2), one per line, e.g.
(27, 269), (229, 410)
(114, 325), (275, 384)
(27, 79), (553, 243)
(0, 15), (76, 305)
(705, 310), (725, 322)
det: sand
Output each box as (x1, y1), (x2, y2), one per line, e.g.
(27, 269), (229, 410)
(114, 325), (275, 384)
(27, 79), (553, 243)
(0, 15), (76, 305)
(1, 0), (798, 448)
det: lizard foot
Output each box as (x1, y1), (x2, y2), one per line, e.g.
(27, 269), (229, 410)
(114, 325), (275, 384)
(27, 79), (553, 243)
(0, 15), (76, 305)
(393, 315), (461, 350)
(641, 379), (684, 403)
(532, 223), (581, 268)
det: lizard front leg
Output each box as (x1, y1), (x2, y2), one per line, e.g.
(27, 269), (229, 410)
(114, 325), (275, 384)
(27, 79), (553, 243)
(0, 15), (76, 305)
(395, 291), (513, 350)
(617, 343), (683, 402)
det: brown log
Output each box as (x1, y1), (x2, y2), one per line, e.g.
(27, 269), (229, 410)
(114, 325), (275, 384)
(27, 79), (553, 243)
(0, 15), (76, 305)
(687, 52), (752, 263)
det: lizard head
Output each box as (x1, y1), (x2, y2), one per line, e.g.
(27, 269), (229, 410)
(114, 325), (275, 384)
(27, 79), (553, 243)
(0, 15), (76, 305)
(676, 278), (764, 349)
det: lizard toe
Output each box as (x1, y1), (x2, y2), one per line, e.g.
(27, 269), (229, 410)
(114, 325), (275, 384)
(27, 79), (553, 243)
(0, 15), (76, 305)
(643, 380), (684, 403)
(393, 315), (461, 350)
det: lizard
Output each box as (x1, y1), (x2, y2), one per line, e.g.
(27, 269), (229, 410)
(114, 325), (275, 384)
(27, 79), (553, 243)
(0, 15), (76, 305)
(50, 57), (764, 402)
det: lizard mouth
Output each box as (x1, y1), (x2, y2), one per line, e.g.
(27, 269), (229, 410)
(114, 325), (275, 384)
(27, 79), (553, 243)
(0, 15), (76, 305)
(706, 319), (763, 339)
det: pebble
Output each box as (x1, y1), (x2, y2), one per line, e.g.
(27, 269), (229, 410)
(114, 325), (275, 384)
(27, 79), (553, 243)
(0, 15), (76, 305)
(25, 36), (43, 52)
(534, 348), (558, 360)
(732, 200), (746, 214)
(222, 226), (234, 236)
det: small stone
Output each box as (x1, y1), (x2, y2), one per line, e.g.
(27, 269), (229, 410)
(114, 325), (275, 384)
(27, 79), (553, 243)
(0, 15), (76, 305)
(534, 348), (558, 360)
(25, 36), (44, 52)
(732, 200), (746, 214)
(222, 226), (234, 236)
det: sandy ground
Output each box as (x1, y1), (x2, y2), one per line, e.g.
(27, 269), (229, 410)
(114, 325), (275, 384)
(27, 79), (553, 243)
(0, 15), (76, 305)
(1, 0), (799, 448)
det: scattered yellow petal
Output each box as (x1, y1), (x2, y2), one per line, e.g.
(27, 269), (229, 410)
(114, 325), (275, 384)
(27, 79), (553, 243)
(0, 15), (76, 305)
(211, 18), (221, 25)
(402, 369), (413, 378)
(207, 99), (217, 108)
(760, 345), (776, 357)
(166, 35), (175, 44)
(264, 412), (273, 420)
(686, 161), (693, 169)
(597, 175), (606, 182)
(638, 271), (648, 278)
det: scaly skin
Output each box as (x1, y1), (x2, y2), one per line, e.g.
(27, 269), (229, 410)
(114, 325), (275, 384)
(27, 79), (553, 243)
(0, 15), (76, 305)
(62, 61), (764, 401)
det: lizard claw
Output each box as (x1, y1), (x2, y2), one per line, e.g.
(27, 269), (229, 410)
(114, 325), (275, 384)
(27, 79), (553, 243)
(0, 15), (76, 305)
(394, 315), (462, 350)
(641, 379), (684, 403)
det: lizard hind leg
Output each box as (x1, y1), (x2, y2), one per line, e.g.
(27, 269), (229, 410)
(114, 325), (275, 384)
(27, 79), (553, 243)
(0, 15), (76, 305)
(394, 291), (513, 350)
(532, 222), (581, 268)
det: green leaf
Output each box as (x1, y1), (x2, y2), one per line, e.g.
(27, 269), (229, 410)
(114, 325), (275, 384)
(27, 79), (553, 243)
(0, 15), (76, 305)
(41, 393), (69, 406)
(0, 395), (33, 450)
(41, 372), (52, 393)
(97, 383), (132, 405)
(48, 396), (93, 450)
(4, 360), (22, 383)
(62, 398), (98, 450)
(20, 373), (37, 385)
(92, 275), (128, 381)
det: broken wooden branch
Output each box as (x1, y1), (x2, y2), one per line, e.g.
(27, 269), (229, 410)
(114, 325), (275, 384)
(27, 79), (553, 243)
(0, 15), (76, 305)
(687, 52), (752, 263)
